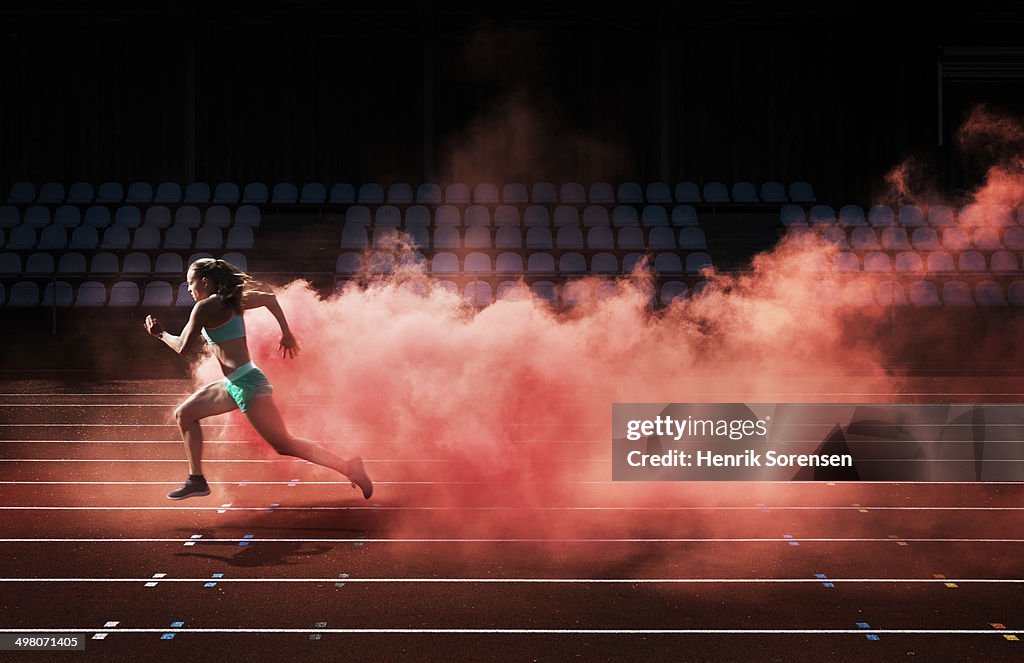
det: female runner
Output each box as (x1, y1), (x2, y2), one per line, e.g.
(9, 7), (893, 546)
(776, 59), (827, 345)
(143, 258), (372, 500)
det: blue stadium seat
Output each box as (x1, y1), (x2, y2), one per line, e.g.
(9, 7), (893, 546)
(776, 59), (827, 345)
(641, 206), (668, 227)
(838, 205), (866, 228)
(809, 205), (835, 226)
(465, 281), (493, 306)
(464, 252), (492, 273)
(941, 228), (970, 251)
(495, 226), (522, 249)
(82, 206), (111, 229)
(225, 227), (253, 249)
(582, 206), (609, 227)
(592, 253), (617, 273)
(431, 252), (459, 274)
(1009, 281), (1024, 307)
(204, 206), (231, 228)
(300, 183), (326, 204)
(909, 281), (941, 306)
(654, 253), (683, 274)
(122, 252), (151, 274)
(819, 226), (849, 250)
(660, 281), (688, 305)
(618, 227), (644, 250)
(760, 182), (787, 203)
(37, 226), (67, 249)
(67, 182), (94, 204)
(184, 183), (211, 204)
(357, 183), (383, 204)
(114, 206), (141, 228)
(54, 206), (80, 227)
(212, 183), (240, 204)
(24, 206), (50, 228)
(559, 253), (587, 274)
(495, 252), (524, 273)
(942, 280), (974, 306)
(732, 182), (758, 203)
(789, 182), (815, 203)
(154, 182), (182, 204)
(95, 182), (125, 205)
(926, 252), (955, 272)
(911, 228), (940, 251)
(527, 253), (555, 273)
(242, 183), (269, 204)
(531, 281), (557, 304)
(868, 205), (895, 227)
(525, 226), (553, 249)
(7, 182), (34, 204)
(991, 251), (1019, 273)
(876, 281), (907, 306)
(928, 205), (955, 227)
(176, 282), (194, 307)
(617, 182), (643, 204)
(880, 227), (910, 251)
(494, 206), (520, 226)
(0, 206), (18, 228)
(958, 251), (986, 272)
(433, 226), (460, 249)
(144, 206), (172, 228)
(143, 281), (174, 307)
(899, 205), (926, 227)
(464, 226), (491, 249)
(863, 252), (892, 272)
(329, 183), (356, 204)
(36, 182), (65, 204)
(404, 225), (429, 247)
(561, 280), (592, 307)
(0, 252), (20, 273)
(587, 226), (614, 250)
(976, 281), (1006, 306)
(780, 205), (805, 227)
(648, 227), (676, 249)
(611, 206), (639, 227)
(272, 183), (298, 204)
(344, 205), (371, 227)
(435, 205), (460, 226)
(7, 226), (36, 249)
(175, 206), (202, 228)
(336, 253), (363, 274)
(523, 206), (550, 227)
(89, 253), (119, 274)
(340, 225), (368, 249)
(502, 183), (528, 204)
(679, 227), (707, 250)
(163, 226), (192, 249)
(703, 182), (730, 203)
(25, 252), (55, 273)
(464, 205), (490, 227)
(893, 251), (924, 272)
(8, 281), (40, 307)
(556, 227), (583, 249)
(57, 252), (87, 274)
(834, 252), (859, 272)
(405, 205), (431, 227)
(154, 253), (184, 275)
(234, 206), (261, 228)
(850, 228), (880, 251)
(973, 227), (1003, 251)
(371, 205), (398, 227)
(671, 205), (698, 227)
(646, 182), (672, 204)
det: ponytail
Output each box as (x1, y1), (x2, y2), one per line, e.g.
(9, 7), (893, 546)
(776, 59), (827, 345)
(190, 258), (252, 313)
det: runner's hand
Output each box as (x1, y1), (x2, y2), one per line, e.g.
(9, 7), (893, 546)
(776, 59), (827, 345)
(280, 330), (300, 358)
(144, 315), (164, 337)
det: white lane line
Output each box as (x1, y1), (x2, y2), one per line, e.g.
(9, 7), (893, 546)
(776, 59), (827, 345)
(0, 537), (1022, 544)
(0, 577), (1019, 584)
(0, 481), (480, 485)
(2, 505), (1024, 512)
(1, 478), (1022, 486)
(0, 459), (448, 463)
(0, 627), (1018, 635)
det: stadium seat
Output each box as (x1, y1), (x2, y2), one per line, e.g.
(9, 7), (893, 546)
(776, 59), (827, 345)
(582, 206), (609, 227)
(431, 252), (459, 273)
(95, 182), (125, 204)
(176, 282), (194, 307)
(336, 253), (363, 274)
(523, 206), (550, 227)
(222, 252), (249, 271)
(909, 280), (941, 306)
(184, 182), (211, 204)
(404, 225), (429, 247)
(618, 227), (644, 250)
(876, 281), (907, 306)
(495, 226), (522, 249)
(732, 182), (758, 203)
(89, 253), (118, 274)
(143, 281), (174, 306)
(502, 183), (528, 204)
(863, 251), (892, 272)
(646, 182), (672, 204)
(941, 228), (971, 250)
(641, 206), (668, 227)
(464, 205), (490, 227)
(203, 206), (231, 228)
(975, 280), (1006, 306)
(561, 280), (592, 306)
(7, 182), (35, 204)
(587, 226), (614, 250)
(8, 226), (37, 249)
(144, 206), (172, 228)
(819, 226), (849, 249)
(612, 206), (639, 227)
(703, 182), (729, 203)
(560, 182), (586, 204)
(809, 205), (836, 225)
(833, 252), (860, 272)
(387, 183), (413, 204)
(671, 205), (699, 227)
(226, 227), (254, 249)
(926, 251), (955, 272)
(162, 226), (191, 250)
(55, 205), (82, 227)
(899, 205), (926, 227)
(242, 183), (269, 204)
(154, 253), (184, 274)
(880, 227), (911, 251)
(113, 206), (141, 228)
(66, 182), (94, 203)
(464, 226), (491, 249)
(1009, 281), (1024, 307)
(416, 183), (442, 204)
(531, 182), (557, 204)
(122, 252), (151, 274)
(674, 182), (700, 203)
(375, 205), (401, 227)
(0, 252), (20, 273)
(108, 281), (140, 306)
(345, 205), (372, 227)
(789, 182), (815, 203)
(123, 182), (150, 204)
(212, 183), (240, 204)
(76, 282), (107, 307)
(24, 206), (50, 228)
(187, 253), (213, 268)
(928, 205), (955, 227)
(464, 281), (493, 306)
(434, 205), (460, 226)
(0, 206), (18, 228)
(464, 252), (492, 274)
(911, 228), (940, 251)
(685, 252), (713, 272)
(434, 226), (460, 248)
(868, 205), (895, 227)
(679, 227), (707, 250)
(300, 183), (326, 204)
(8, 281), (40, 307)
(445, 183), (470, 204)
(527, 253), (555, 273)
(57, 252), (87, 274)
(525, 226), (553, 249)
(495, 252), (524, 273)
(660, 281), (688, 304)
(81, 206), (111, 229)
(131, 226), (160, 249)
(234, 206), (261, 228)
(272, 183), (298, 204)
(780, 205), (806, 227)
(405, 205), (431, 227)
(557, 227), (584, 250)
(340, 225), (368, 249)
(25, 252), (55, 273)
(589, 183), (615, 204)
(36, 182), (65, 204)
(357, 183), (384, 204)
(174, 206), (201, 228)
(591, 253), (617, 273)
(850, 227), (880, 251)
(531, 281), (557, 304)
(1003, 227), (1024, 251)
(838, 205), (866, 228)
(991, 251), (1019, 272)
(958, 251), (986, 271)
(154, 182), (182, 204)
(329, 183), (356, 204)
(37, 226), (67, 249)
(553, 206), (579, 227)
(973, 227), (1003, 251)
(942, 280), (974, 306)
(760, 182), (787, 203)
(654, 253), (683, 274)
(494, 206), (520, 226)
(618, 182), (643, 204)
(893, 251), (924, 272)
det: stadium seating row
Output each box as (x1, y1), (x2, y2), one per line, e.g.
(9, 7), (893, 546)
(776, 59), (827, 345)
(343, 204), (701, 228)
(0, 226), (254, 251)
(3, 277), (1022, 308)
(784, 203), (1022, 228)
(0, 252), (247, 276)
(812, 251), (1023, 273)
(335, 251), (714, 275)
(7, 180), (816, 206)
(0, 205), (260, 229)
(790, 225), (1024, 252)
(343, 226), (709, 251)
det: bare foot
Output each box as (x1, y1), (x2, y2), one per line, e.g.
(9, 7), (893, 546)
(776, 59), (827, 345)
(345, 456), (373, 500)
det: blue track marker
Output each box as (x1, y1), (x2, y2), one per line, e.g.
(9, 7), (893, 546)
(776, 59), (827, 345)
(239, 534), (254, 547)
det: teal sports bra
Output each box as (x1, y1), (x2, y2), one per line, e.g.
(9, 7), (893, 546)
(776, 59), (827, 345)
(201, 299), (246, 345)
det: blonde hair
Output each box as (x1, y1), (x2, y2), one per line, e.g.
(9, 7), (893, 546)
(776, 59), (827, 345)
(190, 258), (252, 313)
